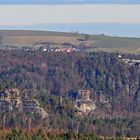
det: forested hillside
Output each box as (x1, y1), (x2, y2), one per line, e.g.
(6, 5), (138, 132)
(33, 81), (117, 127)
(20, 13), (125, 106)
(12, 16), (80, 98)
(0, 50), (140, 137)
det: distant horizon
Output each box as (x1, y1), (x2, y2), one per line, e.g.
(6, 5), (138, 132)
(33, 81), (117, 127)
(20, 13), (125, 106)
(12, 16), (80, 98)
(0, 23), (140, 38)
(0, 0), (140, 4)
(0, 2), (139, 38)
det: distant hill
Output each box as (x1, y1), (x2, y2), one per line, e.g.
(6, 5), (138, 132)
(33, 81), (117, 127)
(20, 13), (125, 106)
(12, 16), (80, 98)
(0, 30), (140, 53)
(0, 30), (77, 37)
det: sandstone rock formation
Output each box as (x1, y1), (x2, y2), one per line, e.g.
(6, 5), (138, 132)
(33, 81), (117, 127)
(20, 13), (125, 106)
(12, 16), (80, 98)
(22, 95), (48, 119)
(0, 88), (48, 119)
(74, 90), (96, 115)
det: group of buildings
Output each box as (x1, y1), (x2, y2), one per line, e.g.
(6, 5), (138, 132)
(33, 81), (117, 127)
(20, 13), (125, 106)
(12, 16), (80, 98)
(118, 54), (140, 68)
(42, 47), (78, 53)
(22, 46), (81, 53)
(122, 58), (140, 66)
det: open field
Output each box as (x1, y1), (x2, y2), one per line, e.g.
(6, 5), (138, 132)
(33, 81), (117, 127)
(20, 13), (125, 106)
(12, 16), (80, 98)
(86, 47), (140, 54)
(0, 30), (140, 53)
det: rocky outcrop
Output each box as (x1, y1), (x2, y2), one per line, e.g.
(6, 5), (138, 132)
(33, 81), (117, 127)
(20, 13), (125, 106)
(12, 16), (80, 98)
(0, 88), (22, 113)
(0, 88), (48, 119)
(22, 95), (48, 119)
(74, 90), (96, 115)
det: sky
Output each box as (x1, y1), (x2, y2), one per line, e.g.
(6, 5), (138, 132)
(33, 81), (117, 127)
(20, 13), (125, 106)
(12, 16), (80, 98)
(0, 5), (140, 26)
(0, 0), (140, 37)
(0, 0), (140, 4)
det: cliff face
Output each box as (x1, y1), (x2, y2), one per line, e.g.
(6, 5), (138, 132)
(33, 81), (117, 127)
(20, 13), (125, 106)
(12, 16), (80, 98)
(0, 88), (48, 119)
(0, 89), (22, 113)
(74, 90), (96, 115)
(74, 90), (118, 119)
(22, 96), (48, 119)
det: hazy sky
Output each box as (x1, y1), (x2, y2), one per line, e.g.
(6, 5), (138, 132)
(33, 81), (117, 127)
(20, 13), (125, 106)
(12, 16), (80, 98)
(0, 1), (140, 37)
(0, 0), (140, 4)
(0, 5), (140, 26)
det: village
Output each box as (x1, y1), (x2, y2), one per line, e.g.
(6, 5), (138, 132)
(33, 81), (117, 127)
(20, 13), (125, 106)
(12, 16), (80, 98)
(22, 43), (85, 53)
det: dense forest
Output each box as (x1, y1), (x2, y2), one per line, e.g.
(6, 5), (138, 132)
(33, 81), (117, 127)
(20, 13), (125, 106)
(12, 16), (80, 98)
(0, 50), (140, 137)
(0, 128), (111, 140)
